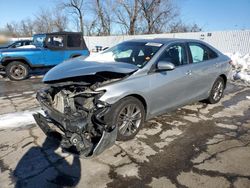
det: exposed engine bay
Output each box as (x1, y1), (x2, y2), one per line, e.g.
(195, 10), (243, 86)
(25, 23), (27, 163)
(33, 73), (126, 158)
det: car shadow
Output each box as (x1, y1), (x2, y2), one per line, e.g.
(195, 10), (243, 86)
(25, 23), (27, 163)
(13, 132), (81, 188)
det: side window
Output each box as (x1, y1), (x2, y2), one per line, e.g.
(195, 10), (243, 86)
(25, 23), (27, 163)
(67, 34), (81, 48)
(115, 49), (132, 59)
(159, 44), (187, 66)
(33, 36), (45, 47)
(12, 42), (22, 48)
(138, 50), (144, 57)
(47, 36), (64, 48)
(24, 41), (30, 45)
(189, 43), (218, 63)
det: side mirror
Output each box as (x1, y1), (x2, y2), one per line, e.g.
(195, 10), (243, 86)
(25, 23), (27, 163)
(157, 61), (175, 71)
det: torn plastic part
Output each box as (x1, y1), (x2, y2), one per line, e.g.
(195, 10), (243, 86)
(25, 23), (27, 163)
(34, 84), (116, 157)
(33, 112), (117, 157)
(92, 126), (118, 156)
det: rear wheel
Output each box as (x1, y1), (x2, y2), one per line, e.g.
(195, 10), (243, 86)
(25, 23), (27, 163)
(6, 61), (29, 81)
(207, 77), (225, 104)
(105, 97), (145, 141)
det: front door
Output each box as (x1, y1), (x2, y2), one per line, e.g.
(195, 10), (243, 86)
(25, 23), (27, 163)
(148, 43), (193, 116)
(43, 35), (65, 66)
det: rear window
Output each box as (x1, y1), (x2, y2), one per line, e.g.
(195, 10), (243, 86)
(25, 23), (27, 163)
(188, 42), (218, 63)
(67, 34), (81, 48)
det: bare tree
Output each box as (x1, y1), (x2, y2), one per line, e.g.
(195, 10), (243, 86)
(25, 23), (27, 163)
(189, 24), (202, 32)
(3, 7), (68, 37)
(61, 0), (85, 35)
(34, 8), (69, 34)
(5, 23), (16, 36)
(94, 0), (112, 36)
(139, 0), (178, 34)
(115, 0), (140, 35)
(53, 11), (69, 31)
(169, 20), (202, 33)
(19, 19), (34, 36)
(34, 8), (54, 33)
(84, 18), (98, 36)
(82, 0), (113, 36)
(2, 0), (201, 37)
(5, 22), (20, 37)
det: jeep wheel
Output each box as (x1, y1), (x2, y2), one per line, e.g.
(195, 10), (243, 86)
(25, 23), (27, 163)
(6, 61), (30, 81)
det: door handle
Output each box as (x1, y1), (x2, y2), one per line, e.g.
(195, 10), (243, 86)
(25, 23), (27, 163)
(215, 63), (219, 67)
(186, 70), (192, 76)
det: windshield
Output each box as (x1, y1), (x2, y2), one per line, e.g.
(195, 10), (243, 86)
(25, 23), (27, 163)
(85, 41), (162, 68)
(33, 34), (46, 47)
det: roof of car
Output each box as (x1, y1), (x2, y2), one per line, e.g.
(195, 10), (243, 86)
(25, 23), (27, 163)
(14, 40), (32, 42)
(126, 38), (203, 44)
(125, 37), (222, 54)
(34, 31), (82, 36)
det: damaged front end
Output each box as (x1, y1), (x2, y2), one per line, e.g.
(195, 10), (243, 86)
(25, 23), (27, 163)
(33, 82), (117, 158)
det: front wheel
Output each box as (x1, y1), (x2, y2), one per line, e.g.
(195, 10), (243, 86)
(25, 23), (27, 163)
(207, 77), (225, 104)
(105, 97), (145, 141)
(6, 61), (30, 81)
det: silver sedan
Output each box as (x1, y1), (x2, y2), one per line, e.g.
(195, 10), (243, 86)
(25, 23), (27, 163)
(34, 38), (231, 157)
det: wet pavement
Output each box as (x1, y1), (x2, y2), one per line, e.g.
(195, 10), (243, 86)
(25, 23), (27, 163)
(0, 77), (44, 114)
(0, 77), (250, 188)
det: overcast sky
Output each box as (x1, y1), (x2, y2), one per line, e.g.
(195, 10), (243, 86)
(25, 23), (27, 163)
(0, 0), (249, 32)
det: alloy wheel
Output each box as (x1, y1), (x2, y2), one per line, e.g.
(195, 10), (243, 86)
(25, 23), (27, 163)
(117, 104), (142, 137)
(212, 80), (224, 101)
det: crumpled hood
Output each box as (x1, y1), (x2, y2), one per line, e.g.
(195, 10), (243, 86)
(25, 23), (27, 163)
(43, 57), (139, 82)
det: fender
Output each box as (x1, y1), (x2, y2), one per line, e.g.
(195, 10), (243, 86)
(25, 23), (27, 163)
(1, 56), (46, 68)
(1, 56), (32, 67)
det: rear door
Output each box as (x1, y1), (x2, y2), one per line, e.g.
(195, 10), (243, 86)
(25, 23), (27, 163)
(184, 42), (220, 101)
(64, 34), (89, 58)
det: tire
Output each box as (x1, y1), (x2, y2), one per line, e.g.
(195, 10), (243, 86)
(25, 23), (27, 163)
(206, 77), (225, 104)
(6, 61), (30, 81)
(105, 96), (145, 141)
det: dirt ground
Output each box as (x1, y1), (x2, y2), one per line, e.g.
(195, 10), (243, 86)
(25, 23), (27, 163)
(0, 77), (250, 188)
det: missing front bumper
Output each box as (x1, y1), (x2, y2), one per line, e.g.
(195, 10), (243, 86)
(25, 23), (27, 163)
(34, 89), (117, 158)
(33, 112), (117, 158)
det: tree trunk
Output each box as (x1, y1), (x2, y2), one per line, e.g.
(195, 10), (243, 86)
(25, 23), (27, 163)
(147, 20), (152, 34)
(79, 14), (84, 35)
